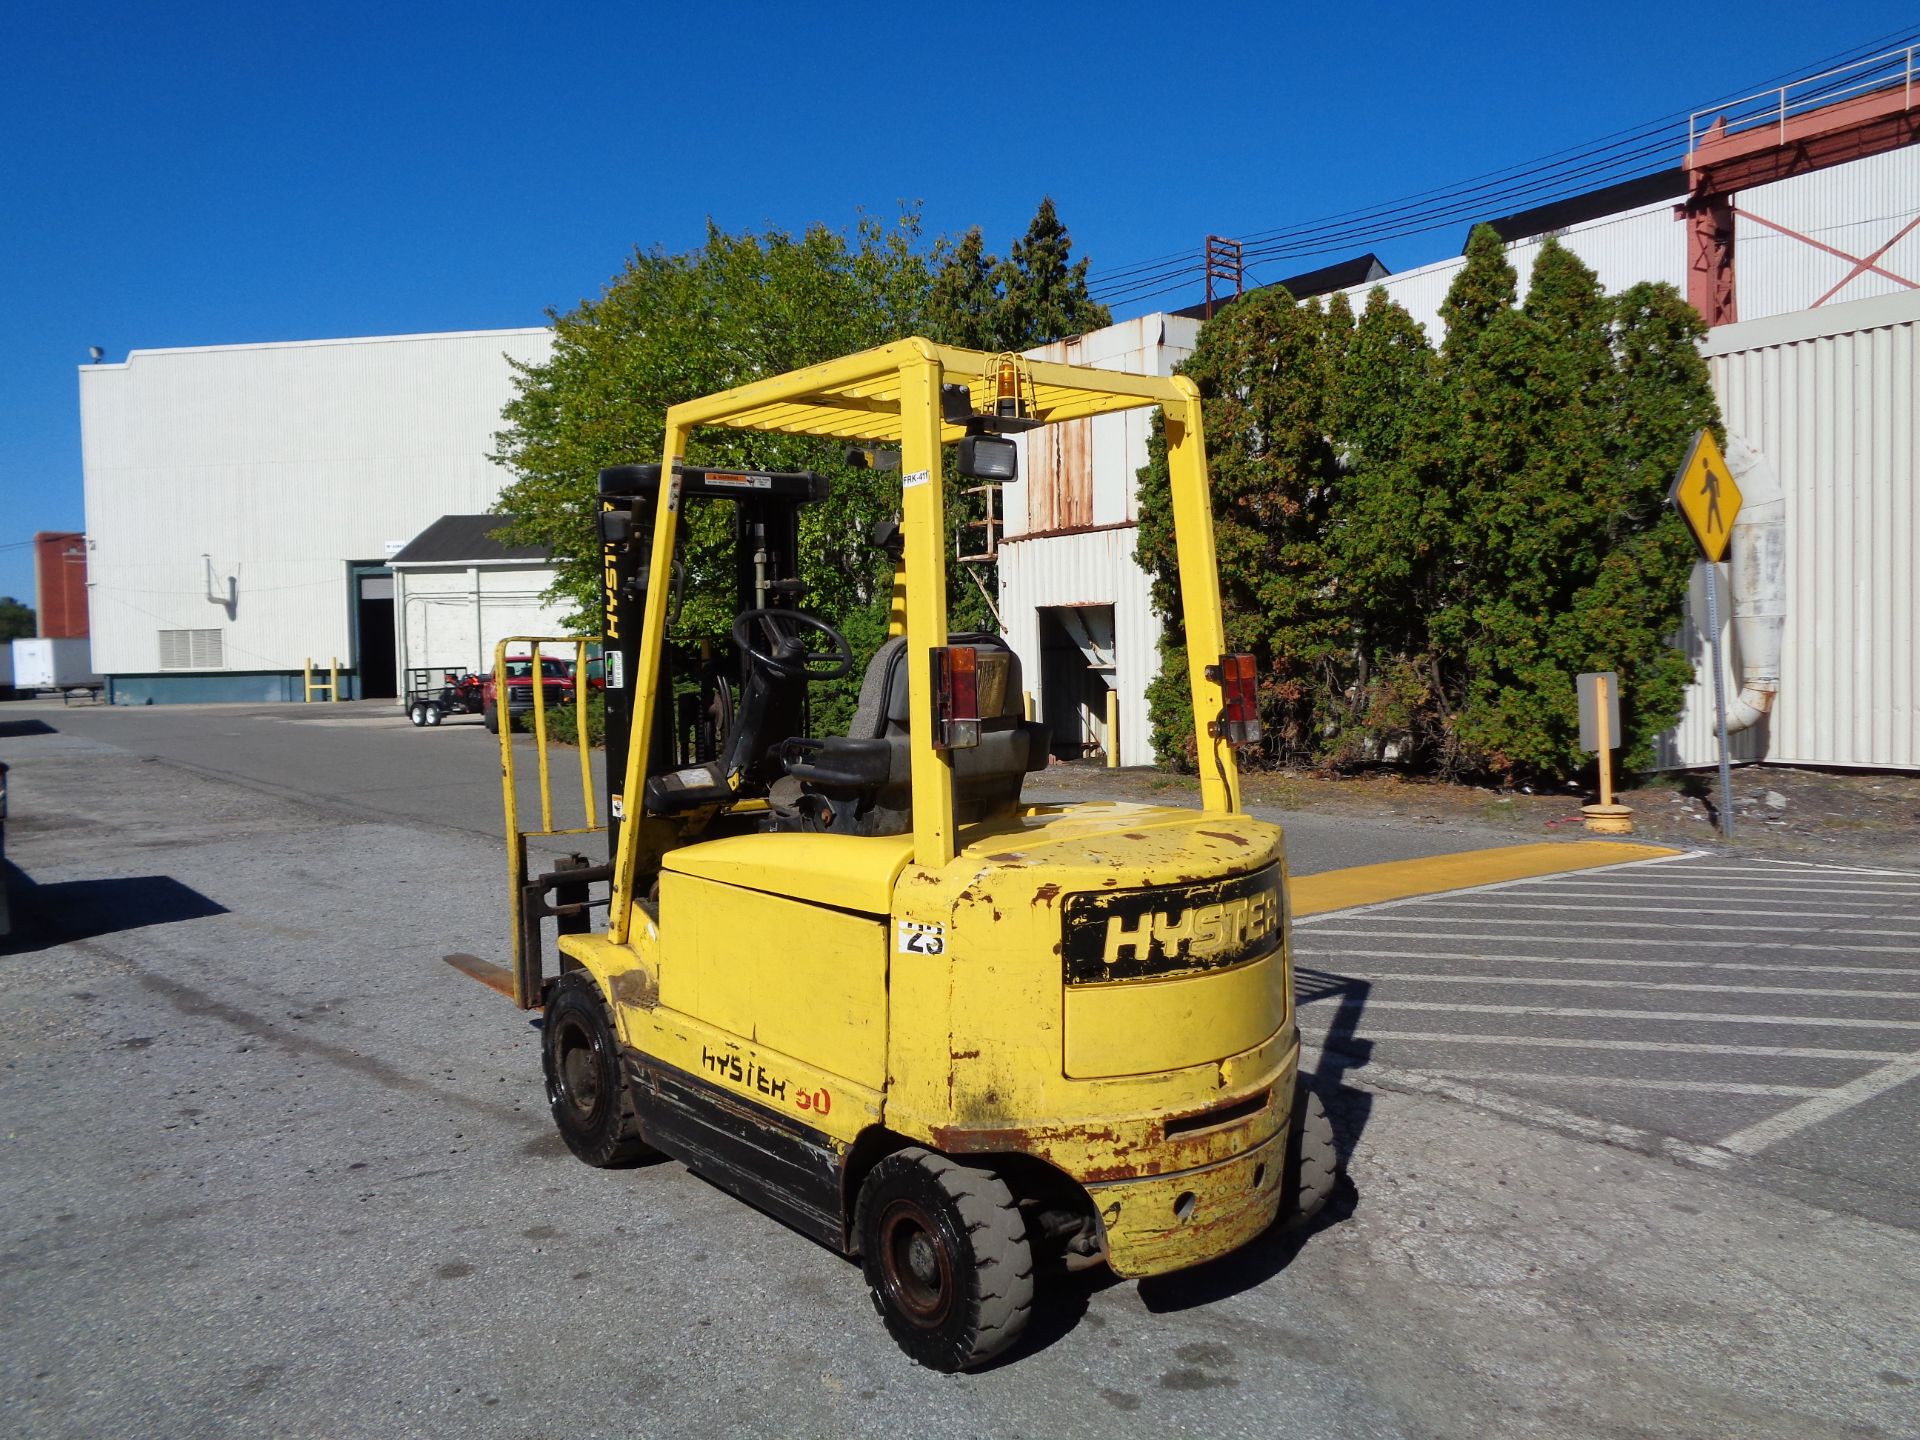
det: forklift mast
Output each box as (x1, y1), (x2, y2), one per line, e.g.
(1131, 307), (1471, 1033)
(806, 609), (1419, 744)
(595, 463), (830, 858)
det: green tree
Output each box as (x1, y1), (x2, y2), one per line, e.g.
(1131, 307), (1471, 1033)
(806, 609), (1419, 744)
(994, 197), (1111, 348)
(1136, 225), (1718, 783)
(0, 596), (33, 643)
(1135, 286), (1348, 764)
(491, 202), (1115, 730)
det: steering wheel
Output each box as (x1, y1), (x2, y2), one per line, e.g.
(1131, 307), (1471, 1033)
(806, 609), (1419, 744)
(731, 607), (854, 682)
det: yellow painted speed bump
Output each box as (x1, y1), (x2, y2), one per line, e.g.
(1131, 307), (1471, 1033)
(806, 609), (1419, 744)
(1292, 841), (1681, 918)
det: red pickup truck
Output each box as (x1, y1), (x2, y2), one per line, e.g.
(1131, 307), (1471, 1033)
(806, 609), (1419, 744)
(482, 655), (576, 733)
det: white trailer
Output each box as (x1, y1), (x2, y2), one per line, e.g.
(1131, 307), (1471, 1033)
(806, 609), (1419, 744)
(10, 638), (102, 691)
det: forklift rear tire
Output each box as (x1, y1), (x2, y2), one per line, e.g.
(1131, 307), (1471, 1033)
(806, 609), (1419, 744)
(855, 1147), (1034, 1372)
(1284, 1080), (1338, 1225)
(541, 974), (652, 1168)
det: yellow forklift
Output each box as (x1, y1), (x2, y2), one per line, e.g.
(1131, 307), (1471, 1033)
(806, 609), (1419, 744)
(465, 339), (1337, 1371)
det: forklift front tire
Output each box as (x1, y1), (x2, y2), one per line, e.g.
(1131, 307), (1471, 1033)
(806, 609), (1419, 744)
(855, 1147), (1034, 1372)
(541, 974), (652, 1168)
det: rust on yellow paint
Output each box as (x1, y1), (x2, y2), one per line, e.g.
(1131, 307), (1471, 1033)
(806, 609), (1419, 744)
(1291, 841), (1682, 918)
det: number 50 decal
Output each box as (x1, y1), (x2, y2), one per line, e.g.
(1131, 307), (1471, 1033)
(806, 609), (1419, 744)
(896, 920), (945, 956)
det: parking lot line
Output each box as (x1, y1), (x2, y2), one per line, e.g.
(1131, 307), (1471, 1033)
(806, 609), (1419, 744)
(1716, 1053), (1920, 1154)
(1320, 1031), (1909, 1061)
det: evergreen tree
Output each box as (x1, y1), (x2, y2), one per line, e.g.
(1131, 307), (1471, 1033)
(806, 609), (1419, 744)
(925, 228), (1002, 349)
(995, 198), (1110, 347)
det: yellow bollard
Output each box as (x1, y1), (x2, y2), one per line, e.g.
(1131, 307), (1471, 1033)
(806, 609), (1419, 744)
(1023, 690), (1035, 722)
(1106, 688), (1120, 769)
(330, 656), (341, 703)
(1582, 672), (1633, 834)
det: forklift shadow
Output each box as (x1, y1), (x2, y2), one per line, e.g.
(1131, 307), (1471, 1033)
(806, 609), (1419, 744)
(0, 862), (228, 955)
(1131, 965), (1373, 1316)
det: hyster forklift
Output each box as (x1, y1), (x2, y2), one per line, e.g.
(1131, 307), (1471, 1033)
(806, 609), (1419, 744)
(466, 340), (1337, 1371)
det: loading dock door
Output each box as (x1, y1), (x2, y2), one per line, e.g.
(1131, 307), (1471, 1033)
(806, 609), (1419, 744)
(1038, 605), (1115, 760)
(354, 570), (397, 698)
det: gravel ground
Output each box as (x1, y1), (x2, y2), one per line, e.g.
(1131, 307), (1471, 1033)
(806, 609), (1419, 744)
(1, 728), (1916, 1439)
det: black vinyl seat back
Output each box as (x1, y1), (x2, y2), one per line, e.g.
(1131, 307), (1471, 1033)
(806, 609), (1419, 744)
(781, 633), (1048, 835)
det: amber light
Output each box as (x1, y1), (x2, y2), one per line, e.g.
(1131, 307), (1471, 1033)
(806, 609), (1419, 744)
(932, 645), (981, 750)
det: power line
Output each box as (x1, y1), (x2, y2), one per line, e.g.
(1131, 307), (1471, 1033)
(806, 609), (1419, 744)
(1088, 26), (1920, 307)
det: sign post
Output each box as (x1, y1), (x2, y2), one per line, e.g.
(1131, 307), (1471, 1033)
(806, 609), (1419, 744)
(1577, 671), (1631, 833)
(1669, 430), (1743, 841)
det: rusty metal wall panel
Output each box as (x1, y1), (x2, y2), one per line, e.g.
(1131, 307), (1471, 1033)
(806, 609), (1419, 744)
(79, 328), (553, 677)
(1658, 289), (1920, 769)
(1735, 147), (1920, 320)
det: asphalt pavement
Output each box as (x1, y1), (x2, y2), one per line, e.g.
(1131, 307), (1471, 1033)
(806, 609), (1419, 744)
(2, 703), (1917, 1437)
(13, 699), (1529, 875)
(1293, 852), (1920, 1229)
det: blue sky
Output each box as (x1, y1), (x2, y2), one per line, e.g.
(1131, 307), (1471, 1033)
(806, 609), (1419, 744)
(3, 2), (1912, 602)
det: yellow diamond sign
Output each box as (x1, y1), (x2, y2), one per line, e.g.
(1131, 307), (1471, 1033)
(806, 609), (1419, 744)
(1669, 429), (1742, 563)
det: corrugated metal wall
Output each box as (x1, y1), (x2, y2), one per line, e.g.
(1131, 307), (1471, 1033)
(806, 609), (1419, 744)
(80, 328), (552, 677)
(393, 562), (567, 683)
(1658, 289), (1920, 769)
(1336, 201), (1687, 339)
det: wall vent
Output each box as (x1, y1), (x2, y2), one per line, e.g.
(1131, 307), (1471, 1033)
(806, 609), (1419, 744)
(159, 628), (225, 670)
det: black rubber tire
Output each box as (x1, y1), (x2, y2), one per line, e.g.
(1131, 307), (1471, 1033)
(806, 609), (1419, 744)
(423, 705), (442, 727)
(540, 974), (651, 1168)
(408, 703), (426, 727)
(855, 1147), (1034, 1372)
(483, 700), (499, 734)
(1282, 1079), (1339, 1224)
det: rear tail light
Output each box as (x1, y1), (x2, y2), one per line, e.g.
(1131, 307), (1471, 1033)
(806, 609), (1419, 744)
(931, 645), (981, 750)
(1206, 653), (1262, 743)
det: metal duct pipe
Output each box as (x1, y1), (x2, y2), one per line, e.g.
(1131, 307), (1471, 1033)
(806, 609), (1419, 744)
(1722, 437), (1786, 733)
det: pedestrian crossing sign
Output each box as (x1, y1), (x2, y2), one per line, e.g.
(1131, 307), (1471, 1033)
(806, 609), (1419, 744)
(1670, 429), (1742, 563)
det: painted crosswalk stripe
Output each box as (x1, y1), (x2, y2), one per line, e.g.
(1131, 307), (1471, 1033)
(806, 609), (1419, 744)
(1406, 1070), (1828, 1097)
(1325, 914), (1920, 937)
(1411, 899), (1894, 920)
(1310, 999), (1920, 1030)
(1521, 881), (1920, 897)
(1715, 1054), (1920, 1153)
(1292, 949), (1915, 977)
(1295, 1030), (1909, 1061)
(1311, 971), (1920, 1000)
(1303, 930), (1920, 956)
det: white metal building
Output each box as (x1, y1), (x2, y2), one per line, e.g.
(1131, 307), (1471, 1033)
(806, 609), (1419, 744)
(79, 327), (553, 703)
(997, 316), (1200, 766)
(998, 129), (1919, 770)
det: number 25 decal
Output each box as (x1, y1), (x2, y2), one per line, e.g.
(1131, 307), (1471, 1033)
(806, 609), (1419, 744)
(897, 921), (944, 956)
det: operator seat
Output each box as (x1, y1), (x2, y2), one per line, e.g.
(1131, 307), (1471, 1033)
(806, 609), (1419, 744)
(779, 633), (1049, 835)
